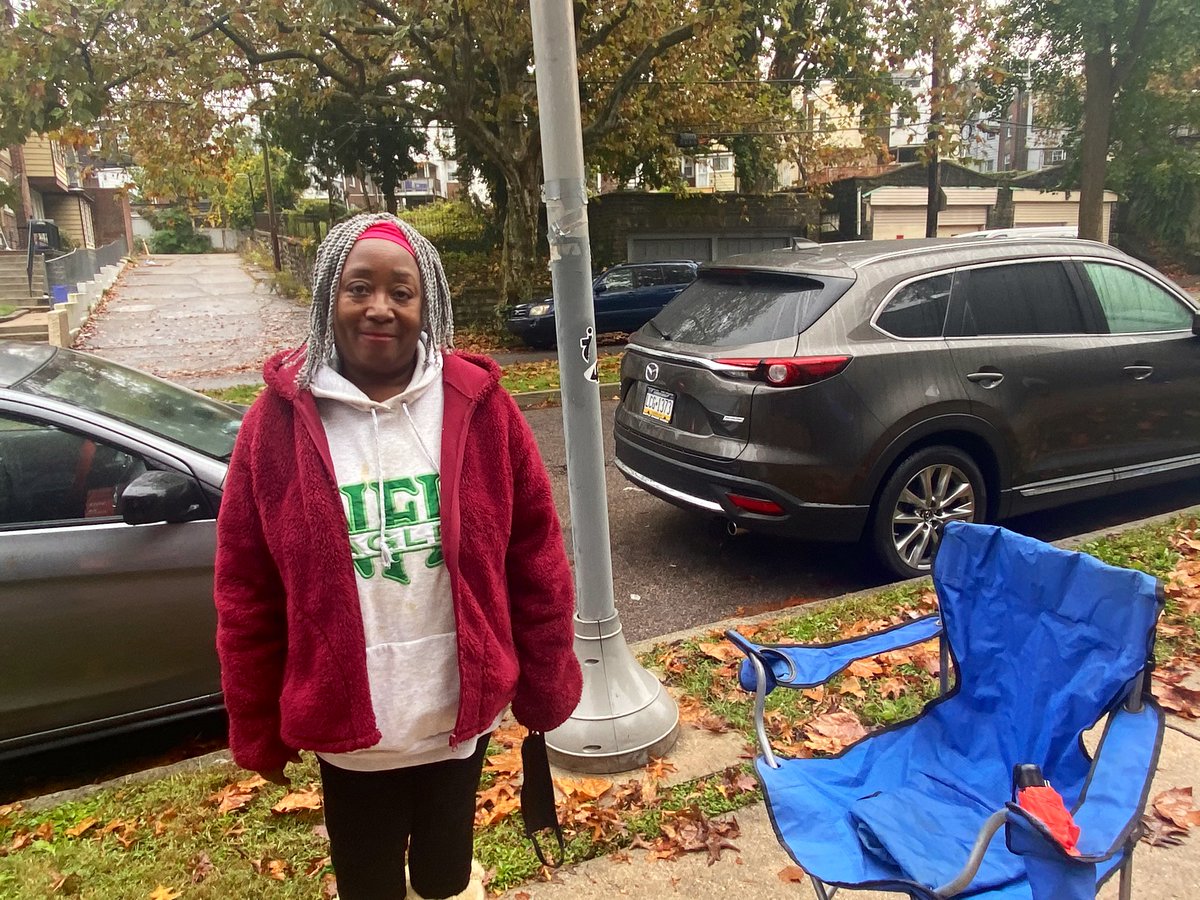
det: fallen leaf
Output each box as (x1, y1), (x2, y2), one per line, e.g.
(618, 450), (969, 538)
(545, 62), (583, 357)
(801, 686), (825, 702)
(312, 824), (330, 841)
(803, 711), (869, 755)
(9, 831), (32, 852)
(210, 783), (257, 815)
(147, 887), (182, 900)
(191, 852), (215, 883)
(555, 776), (613, 801)
(304, 855), (332, 877)
(697, 641), (742, 663)
(1153, 787), (1200, 829)
(49, 871), (83, 895)
(646, 757), (678, 782)
(272, 789), (323, 814)
(837, 676), (866, 698)
(267, 859), (291, 880)
(33, 821), (55, 842)
(1142, 813), (1188, 847)
(322, 873), (339, 898)
(778, 864), (808, 883)
(846, 658), (884, 679)
(879, 676), (908, 699)
(65, 817), (98, 838)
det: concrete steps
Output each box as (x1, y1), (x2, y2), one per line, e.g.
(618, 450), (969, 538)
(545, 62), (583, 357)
(0, 311), (49, 342)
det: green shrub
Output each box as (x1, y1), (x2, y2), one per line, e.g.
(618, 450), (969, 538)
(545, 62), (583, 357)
(148, 207), (211, 254)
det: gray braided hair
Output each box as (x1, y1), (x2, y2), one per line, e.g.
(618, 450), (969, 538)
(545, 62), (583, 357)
(297, 212), (455, 389)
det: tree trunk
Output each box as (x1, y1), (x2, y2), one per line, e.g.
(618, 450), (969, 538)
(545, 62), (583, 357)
(382, 176), (399, 215)
(1079, 51), (1115, 242)
(499, 160), (542, 304)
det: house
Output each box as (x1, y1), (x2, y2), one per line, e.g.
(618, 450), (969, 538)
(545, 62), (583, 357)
(823, 161), (1118, 243)
(16, 135), (98, 250)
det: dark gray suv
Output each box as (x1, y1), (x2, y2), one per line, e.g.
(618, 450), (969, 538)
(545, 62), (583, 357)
(614, 238), (1200, 577)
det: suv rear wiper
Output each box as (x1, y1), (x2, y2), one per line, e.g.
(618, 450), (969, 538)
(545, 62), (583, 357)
(646, 319), (671, 340)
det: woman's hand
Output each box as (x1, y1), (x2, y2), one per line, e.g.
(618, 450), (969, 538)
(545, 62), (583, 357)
(258, 751), (303, 787)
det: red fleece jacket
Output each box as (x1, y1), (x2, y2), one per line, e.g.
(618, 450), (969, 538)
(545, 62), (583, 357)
(214, 349), (582, 773)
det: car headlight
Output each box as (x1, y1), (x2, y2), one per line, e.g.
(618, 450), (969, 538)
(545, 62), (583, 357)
(529, 302), (553, 316)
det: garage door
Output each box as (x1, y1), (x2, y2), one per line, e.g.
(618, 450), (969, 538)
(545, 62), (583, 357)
(717, 236), (793, 258)
(629, 237), (713, 262)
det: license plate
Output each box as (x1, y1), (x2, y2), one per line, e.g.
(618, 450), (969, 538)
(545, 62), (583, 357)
(641, 386), (675, 423)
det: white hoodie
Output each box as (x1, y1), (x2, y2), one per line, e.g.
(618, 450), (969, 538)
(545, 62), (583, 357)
(310, 342), (485, 770)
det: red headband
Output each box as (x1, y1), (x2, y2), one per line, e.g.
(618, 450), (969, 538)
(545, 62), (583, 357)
(356, 221), (416, 258)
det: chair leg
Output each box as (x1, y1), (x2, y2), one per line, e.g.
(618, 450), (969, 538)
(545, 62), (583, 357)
(809, 875), (837, 899)
(1118, 848), (1133, 900)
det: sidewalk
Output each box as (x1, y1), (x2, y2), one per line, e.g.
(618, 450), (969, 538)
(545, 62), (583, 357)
(501, 716), (1199, 899)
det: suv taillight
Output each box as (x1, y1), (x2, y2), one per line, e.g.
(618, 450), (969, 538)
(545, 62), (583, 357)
(713, 355), (851, 387)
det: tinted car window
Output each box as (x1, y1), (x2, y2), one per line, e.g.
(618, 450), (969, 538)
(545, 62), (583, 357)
(12, 351), (243, 459)
(635, 266), (666, 288)
(877, 274), (952, 338)
(0, 414), (148, 526)
(662, 264), (696, 285)
(958, 262), (1086, 336)
(600, 269), (634, 291)
(649, 271), (846, 347)
(1081, 262), (1194, 333)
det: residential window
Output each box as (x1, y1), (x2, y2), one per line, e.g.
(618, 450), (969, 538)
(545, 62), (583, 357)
(711, 155), (731, 172)
(877, 274), (953, 338)
(1081, 263), (1194, 333)
(1049, 148), (1067, 163)
(957, 263), (1087, 336)
(680, 158), (695, 179)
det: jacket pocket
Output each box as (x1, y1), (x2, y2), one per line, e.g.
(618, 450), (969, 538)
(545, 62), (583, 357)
(367, 633), (462, 756)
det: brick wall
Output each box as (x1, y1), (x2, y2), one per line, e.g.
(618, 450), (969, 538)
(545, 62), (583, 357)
(588, 192), (820, 269)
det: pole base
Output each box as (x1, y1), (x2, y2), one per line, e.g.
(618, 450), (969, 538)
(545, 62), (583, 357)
(546, 610), (680, 774)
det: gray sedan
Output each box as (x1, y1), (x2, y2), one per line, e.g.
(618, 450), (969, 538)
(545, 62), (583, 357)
(0, 341), (240, 759)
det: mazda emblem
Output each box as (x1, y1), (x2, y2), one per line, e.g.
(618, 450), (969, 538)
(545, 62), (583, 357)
(645, 363), (659, 382)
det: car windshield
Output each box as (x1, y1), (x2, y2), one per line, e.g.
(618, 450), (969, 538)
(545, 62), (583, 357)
(648, 270), (851, 347)
(11, 349), (243, 460)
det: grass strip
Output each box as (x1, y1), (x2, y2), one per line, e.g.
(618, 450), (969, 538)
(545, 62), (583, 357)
(200, 355), (622, 405)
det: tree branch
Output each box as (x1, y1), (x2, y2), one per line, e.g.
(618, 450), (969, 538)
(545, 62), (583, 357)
(212, 19), (358, 92)
(1113, 0), (1158, 89)
(579, 0), (637, 55)
(582, 19), (699, 143)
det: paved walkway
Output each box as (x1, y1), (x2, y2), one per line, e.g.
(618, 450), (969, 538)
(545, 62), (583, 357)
(78, 254), (308, 389)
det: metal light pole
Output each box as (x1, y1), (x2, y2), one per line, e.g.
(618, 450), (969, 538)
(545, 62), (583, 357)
(530, 0), (679, 773)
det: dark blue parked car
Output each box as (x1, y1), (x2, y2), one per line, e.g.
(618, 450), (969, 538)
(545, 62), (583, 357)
(506, 260), (699, 349)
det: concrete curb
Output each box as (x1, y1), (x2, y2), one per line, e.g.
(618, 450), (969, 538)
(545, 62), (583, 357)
(630, 502), (1200, 653)
(512, 380), (621, 409)
(21, 503), (1199, 813)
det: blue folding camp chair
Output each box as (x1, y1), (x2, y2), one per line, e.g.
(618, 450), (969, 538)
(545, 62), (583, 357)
(728, 522), (1165, 900)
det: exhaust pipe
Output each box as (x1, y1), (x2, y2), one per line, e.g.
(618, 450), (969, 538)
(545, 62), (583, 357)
(726, 521), (748, 537)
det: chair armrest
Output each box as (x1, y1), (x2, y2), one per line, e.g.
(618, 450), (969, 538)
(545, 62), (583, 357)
(933, 701), (1161, 899)
(1067, 700), (1164, 858)
(727, 614), (943, 694)
(932, 809), (1008, 897)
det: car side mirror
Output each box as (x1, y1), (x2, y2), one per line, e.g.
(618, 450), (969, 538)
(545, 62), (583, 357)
(1193, 312), (1200, 336)
(118, 470), (204, 525)
(594, 282), (607, 294)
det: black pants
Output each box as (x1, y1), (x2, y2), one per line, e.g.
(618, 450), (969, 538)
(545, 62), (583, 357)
(318, 735), (490, 900)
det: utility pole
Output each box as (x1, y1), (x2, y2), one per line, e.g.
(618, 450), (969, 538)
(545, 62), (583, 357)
(260, 134), (282, 271)
(925, 36), (942, 239)
(530, 0), (679, 773)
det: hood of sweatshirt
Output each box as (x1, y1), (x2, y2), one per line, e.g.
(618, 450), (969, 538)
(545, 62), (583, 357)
(308, 335), (442, 411)
(263, 344), (502, 407)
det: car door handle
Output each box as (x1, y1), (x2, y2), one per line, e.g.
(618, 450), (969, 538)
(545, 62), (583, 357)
(966, 371), (1004, 387)
(1123, 364), (1154, 380)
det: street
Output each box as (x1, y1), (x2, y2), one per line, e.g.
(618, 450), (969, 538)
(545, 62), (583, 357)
(530, 398), (1200, 643)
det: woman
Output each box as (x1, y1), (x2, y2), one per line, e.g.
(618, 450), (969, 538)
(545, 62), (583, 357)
(214, 213), (582, 900)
